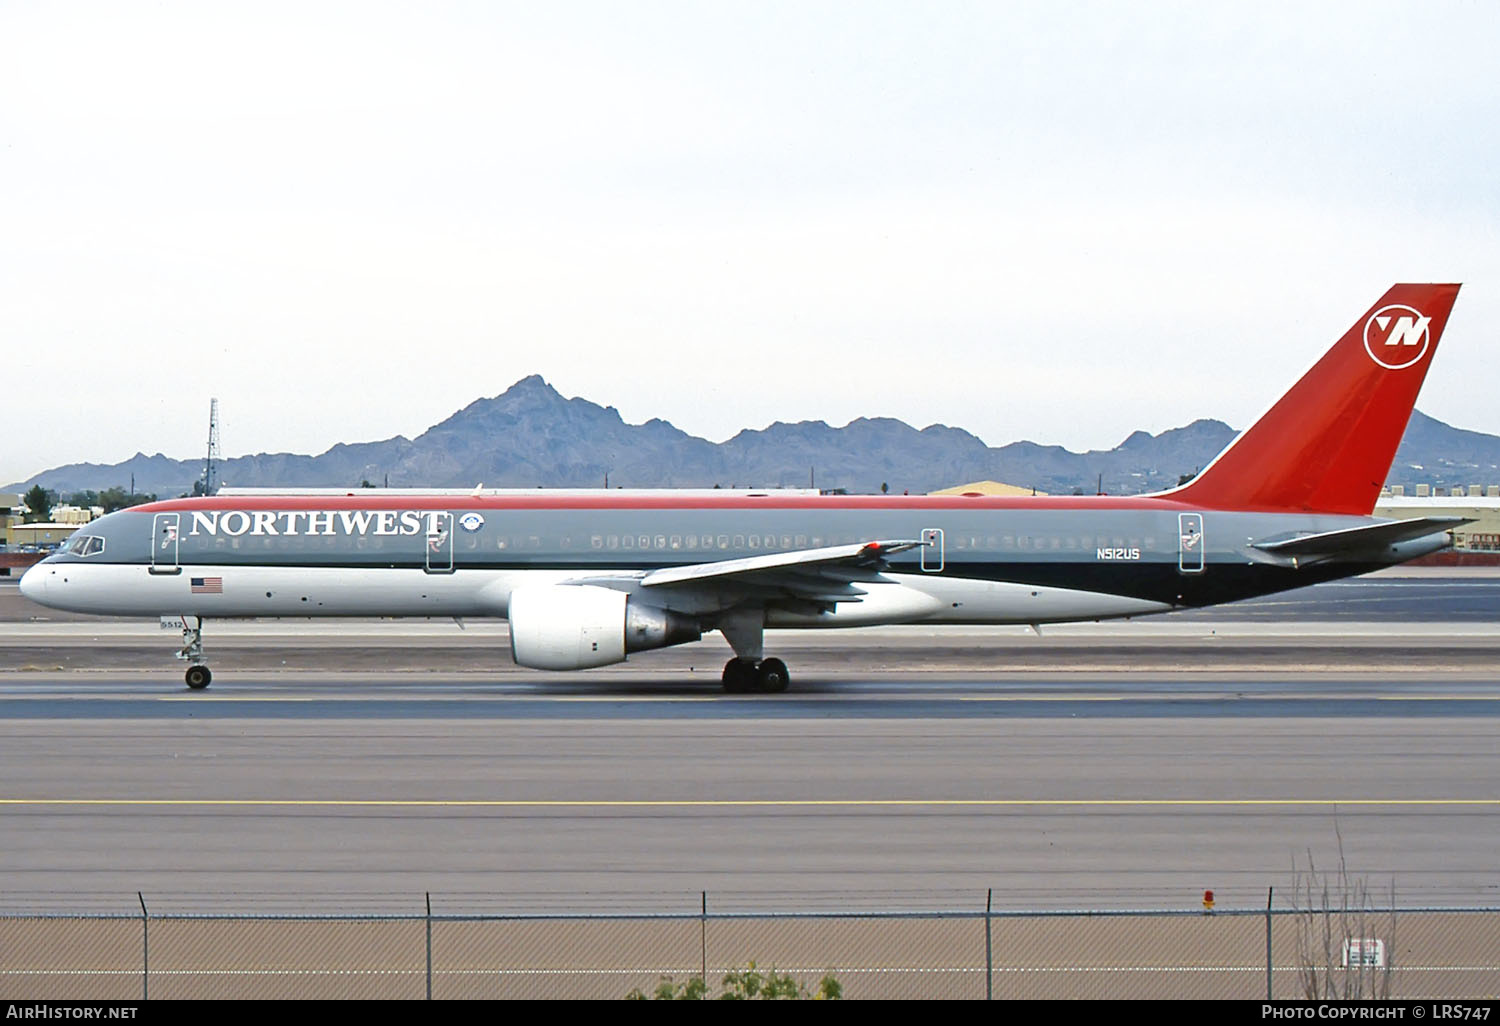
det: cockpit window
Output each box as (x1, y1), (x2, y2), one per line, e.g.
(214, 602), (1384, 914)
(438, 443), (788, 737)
(65, 534), (106, 557)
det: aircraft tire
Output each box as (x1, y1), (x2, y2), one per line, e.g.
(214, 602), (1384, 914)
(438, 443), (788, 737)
(753, 658), (790, 693)
(721, 658), (756, 693)
(185, 665), (212, 690)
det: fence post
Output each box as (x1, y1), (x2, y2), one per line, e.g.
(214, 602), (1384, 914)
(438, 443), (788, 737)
(700, 891), (707, 992)
(425, 892), (433, 1000)
(1266, 886), (1274, 1001)
(985, 888), (993, 1001)
(137, 892), (148, 1001)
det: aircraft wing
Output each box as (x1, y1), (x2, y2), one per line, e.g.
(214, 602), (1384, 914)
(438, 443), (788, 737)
(555, 539), (924, 615)
(638, 538), (925, 611)
(1253, 516), (1469, 558)
(640, 539), (922, 588)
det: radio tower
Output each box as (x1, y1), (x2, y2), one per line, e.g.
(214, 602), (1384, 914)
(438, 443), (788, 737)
(202, 398), (221, 495)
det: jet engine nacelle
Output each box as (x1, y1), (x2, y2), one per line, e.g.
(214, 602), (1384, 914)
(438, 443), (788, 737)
(507, 584), (702, 670)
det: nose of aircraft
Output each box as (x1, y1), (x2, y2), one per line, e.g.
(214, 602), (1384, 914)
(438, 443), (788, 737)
(18, 564), (45, 603)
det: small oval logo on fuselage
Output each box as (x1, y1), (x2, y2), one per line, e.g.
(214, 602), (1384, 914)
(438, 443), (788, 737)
(458, 512), (485, 532)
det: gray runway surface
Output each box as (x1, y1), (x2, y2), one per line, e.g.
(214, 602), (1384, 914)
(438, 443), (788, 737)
(1, 572), (1498, 918)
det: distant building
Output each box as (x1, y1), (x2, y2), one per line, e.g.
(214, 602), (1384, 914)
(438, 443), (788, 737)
(929, 481), (1047, 497)
(0, 493), (18, 547)
(5, 522), (80, 549)
(50, 505), (103, 525)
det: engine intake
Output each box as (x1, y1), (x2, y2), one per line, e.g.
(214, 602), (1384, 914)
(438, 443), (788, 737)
(508, 585), (701, 670)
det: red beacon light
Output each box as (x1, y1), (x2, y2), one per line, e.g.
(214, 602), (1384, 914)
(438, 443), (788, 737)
(1202, 889), (1215, 913)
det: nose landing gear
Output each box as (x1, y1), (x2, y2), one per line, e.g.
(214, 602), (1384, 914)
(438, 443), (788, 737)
(174, 615), (213, 690)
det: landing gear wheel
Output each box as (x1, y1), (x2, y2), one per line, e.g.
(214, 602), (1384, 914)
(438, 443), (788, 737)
(753, 657), (789, 693)
(721, 658), (756, 693)
(721, 657), (789, 694)
(185, 665), (212, 690)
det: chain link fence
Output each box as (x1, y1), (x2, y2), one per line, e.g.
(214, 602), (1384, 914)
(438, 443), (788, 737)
(3, 899), (1498, 999)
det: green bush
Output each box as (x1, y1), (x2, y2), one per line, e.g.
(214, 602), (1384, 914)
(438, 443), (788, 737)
(626, 963), (841, 1000)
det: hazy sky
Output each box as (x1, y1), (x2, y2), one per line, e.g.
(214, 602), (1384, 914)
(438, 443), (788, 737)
(4, 1), (1497, 486)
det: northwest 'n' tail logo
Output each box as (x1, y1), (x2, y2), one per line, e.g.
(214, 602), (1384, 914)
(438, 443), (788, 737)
(1364, 305), (1431, 369)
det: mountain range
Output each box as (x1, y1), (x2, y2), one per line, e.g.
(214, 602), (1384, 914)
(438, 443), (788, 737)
(10, 375), (1500, 498)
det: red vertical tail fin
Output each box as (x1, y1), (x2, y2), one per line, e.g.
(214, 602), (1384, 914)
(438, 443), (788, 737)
(1168, 283), (1461, 515)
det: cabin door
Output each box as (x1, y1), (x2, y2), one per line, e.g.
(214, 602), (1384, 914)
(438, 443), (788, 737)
(1178, 513), (1205, 574)
(425, 512), (454, 573)
(150, 513), (180, 575)
(921, 528), (944, 572)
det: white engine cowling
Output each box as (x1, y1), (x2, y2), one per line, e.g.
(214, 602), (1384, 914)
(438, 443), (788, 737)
(507, 585), (701, 670)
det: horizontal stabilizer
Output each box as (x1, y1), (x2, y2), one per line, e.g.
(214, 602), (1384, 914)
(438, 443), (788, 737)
(1253, 517), (1469, 558)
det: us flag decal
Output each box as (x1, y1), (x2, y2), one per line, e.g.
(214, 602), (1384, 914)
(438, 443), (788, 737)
(190, 577), (223, 594)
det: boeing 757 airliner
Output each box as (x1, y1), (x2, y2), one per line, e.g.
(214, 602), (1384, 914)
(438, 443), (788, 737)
(20, 284), (1465, 692)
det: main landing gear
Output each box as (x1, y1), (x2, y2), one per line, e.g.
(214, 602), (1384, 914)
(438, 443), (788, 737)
(175, 616), (212, 690)
(715, 608), (789, 694)
(721, 657), (790, 694)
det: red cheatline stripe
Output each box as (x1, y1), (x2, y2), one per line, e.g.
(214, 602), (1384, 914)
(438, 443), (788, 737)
(138, 494), (1196, 514)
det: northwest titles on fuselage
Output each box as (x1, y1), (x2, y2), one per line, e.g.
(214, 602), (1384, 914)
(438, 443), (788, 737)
(185, 510), (452, 538)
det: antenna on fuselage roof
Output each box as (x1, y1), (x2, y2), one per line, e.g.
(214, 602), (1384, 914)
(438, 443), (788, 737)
(471, 483), (484, 497)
